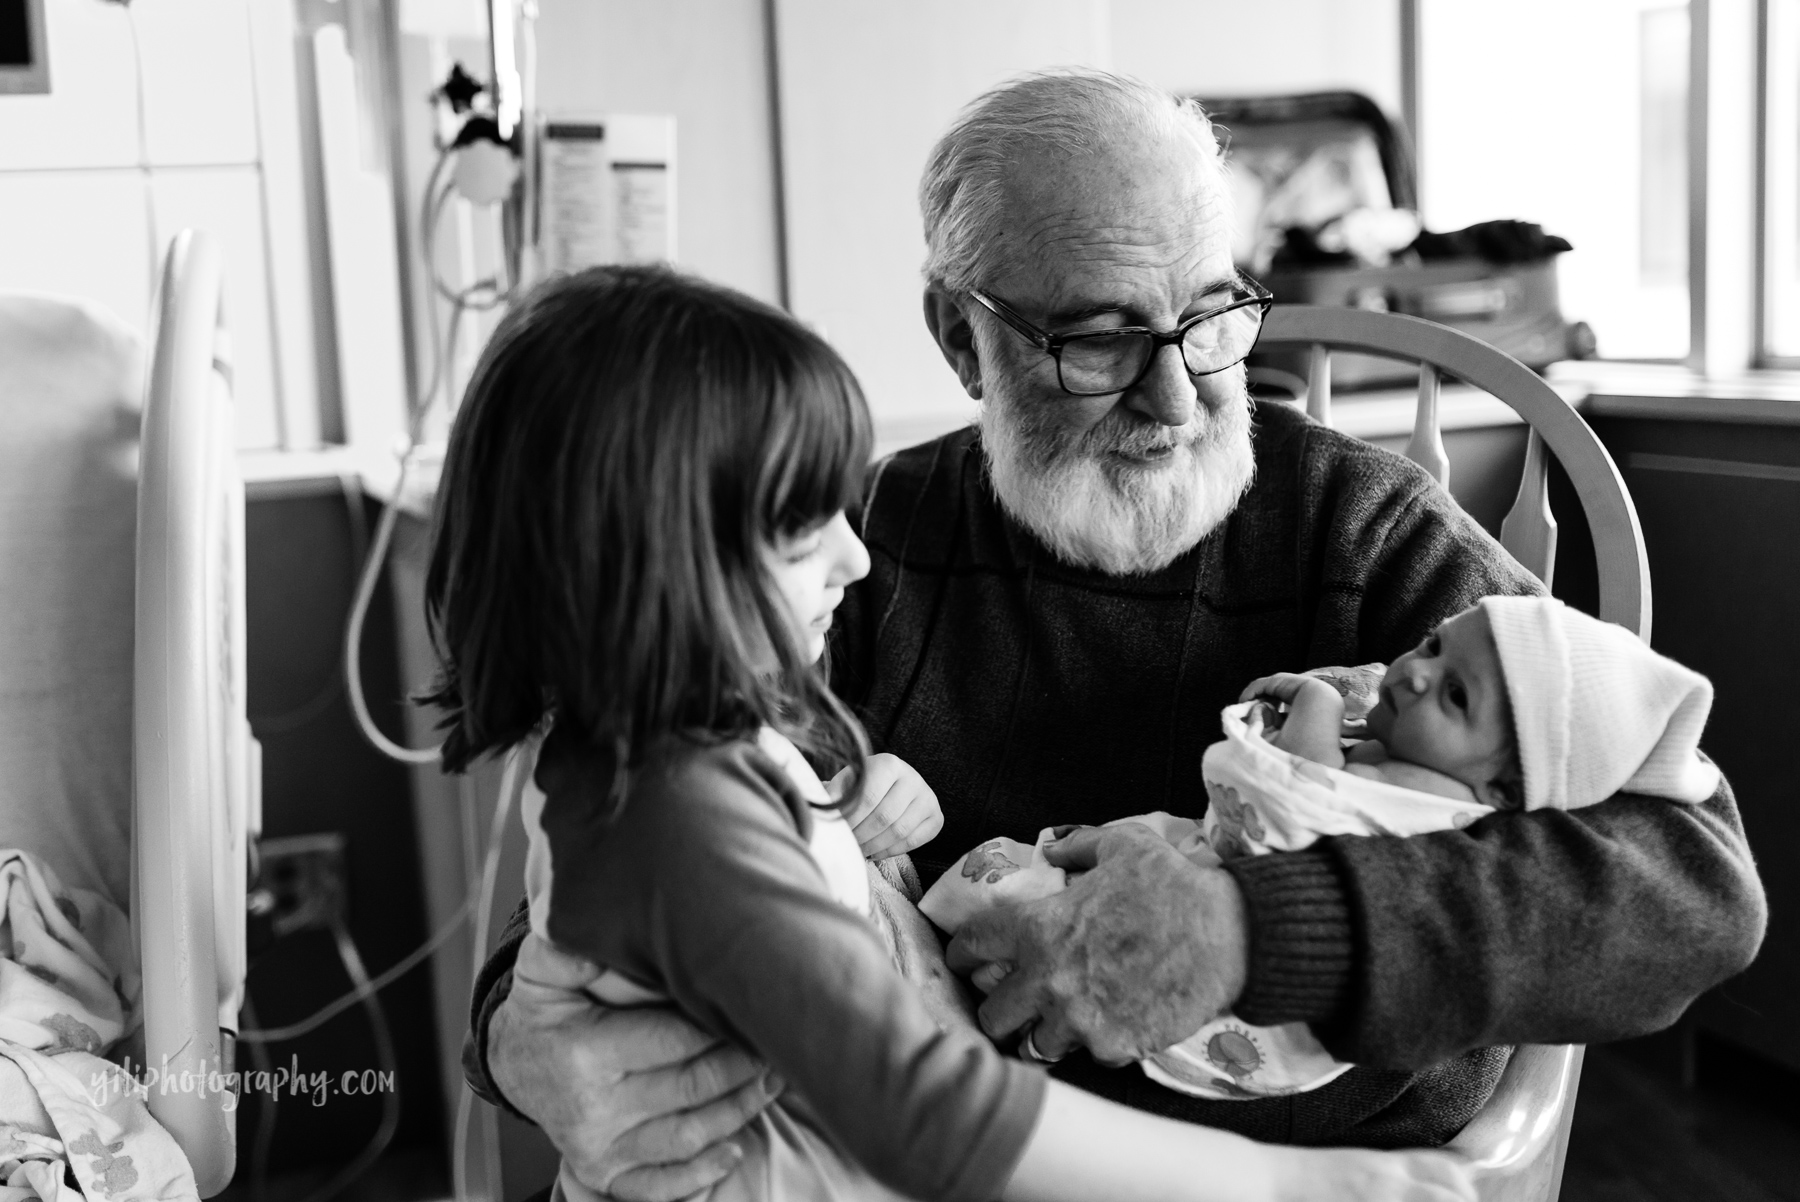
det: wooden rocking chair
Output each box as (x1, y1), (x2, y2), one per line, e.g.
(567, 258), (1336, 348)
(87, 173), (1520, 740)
(1259, 305), (1654, 1202)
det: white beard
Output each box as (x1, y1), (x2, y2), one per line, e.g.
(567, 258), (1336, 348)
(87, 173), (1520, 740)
(981, 390), (1256, 577)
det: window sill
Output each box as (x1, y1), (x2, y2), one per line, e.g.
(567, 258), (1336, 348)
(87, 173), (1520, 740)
(1547, 361), (1800, 425)
(241, 360), (1800, 510)
(238, 443), (441, 516)
(868, 382), (1572, 454)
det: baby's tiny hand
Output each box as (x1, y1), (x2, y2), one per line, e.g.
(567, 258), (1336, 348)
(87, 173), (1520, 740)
(1304, 662), (1386, 723)
(833, 754), (945, 859)
(1239, 672), (1335, 706)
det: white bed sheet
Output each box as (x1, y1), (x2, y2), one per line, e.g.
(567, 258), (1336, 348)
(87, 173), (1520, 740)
(0, 294), (142, 909)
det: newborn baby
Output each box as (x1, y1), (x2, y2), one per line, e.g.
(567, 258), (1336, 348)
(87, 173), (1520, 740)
(924, 595), (1720, 1099)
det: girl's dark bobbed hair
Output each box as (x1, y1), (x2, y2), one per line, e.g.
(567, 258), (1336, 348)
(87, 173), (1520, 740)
(422, 265), (873, 798)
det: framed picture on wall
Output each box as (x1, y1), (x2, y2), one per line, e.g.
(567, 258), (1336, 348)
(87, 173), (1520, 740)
(0, 0), (49, 95)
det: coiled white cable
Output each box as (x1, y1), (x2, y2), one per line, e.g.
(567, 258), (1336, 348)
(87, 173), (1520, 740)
(343, 128), (519, 768)
(326, 122), (530, 1202)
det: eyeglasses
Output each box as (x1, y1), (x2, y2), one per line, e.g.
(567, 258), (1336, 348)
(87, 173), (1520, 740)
(967, 275), (1274, 397)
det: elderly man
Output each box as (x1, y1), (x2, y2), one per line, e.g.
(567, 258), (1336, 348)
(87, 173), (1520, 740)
(464, 69), (1764, 1200)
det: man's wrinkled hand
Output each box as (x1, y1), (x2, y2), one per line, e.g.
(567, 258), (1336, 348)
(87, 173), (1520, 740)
(944, 822), (1248, 1066)
(492, 937), (780, 1202)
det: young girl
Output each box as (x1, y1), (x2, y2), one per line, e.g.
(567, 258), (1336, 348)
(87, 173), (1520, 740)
(423, 265), (1472, 1202)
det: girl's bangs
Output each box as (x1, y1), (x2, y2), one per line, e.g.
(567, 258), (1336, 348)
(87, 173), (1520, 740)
(765, 345), (873, 535)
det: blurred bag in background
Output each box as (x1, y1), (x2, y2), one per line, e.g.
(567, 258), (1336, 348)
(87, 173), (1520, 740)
(1203, 91), (1595, 391)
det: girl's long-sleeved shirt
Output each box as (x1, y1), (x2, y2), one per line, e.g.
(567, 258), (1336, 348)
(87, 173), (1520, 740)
(523, 728), (1046, 1202)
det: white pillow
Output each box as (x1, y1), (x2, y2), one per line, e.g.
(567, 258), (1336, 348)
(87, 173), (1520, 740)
(0, 294), (142, 908)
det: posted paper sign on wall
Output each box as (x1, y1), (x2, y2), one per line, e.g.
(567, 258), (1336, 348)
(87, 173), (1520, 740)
(539, 114), (676, 273)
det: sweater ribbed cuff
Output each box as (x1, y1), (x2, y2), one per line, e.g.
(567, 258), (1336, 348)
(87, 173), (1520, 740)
(1225, 850), (1355, 1027)
(464, 966), (535, 1125)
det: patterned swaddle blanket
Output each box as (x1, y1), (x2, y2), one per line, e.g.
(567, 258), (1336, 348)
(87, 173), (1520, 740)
(0, 849), (198, 1202)
(923, 701), (1495, 1100)
(1151, 701), (1494, 1098)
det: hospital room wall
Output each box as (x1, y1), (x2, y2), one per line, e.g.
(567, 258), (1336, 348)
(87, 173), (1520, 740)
(772, 0), (1400, 446)
(0, 2), (1396, 460)
(529, 0), (1396, 449)
(532, 0), (785, 307)
(0, 0), (306, 452)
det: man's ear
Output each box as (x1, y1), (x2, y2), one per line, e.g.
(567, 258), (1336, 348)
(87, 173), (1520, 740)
(923, 285), (984, 400)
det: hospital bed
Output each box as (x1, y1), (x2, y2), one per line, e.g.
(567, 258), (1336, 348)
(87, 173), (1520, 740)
(0, 228), (253, 1197)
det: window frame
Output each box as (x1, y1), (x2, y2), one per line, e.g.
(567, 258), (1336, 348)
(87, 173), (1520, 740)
(1402, 0), (1792, 375)
(1758, 0), (1800, 368)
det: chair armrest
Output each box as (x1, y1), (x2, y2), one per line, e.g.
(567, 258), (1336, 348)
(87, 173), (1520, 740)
(1446, 1043), (1584, 1202)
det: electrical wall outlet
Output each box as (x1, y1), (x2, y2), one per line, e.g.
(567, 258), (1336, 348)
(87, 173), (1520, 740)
(253, 833), (349, 938)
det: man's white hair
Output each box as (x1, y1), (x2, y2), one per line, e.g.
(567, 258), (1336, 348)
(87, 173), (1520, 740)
(919, 67), (1230, 292)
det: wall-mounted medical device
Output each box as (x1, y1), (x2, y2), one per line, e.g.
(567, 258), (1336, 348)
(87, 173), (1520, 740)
(0, 0), (50, 94)
(539, 114), (678, 273)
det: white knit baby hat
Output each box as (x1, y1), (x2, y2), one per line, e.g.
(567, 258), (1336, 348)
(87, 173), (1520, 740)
(1478, 595), (1720, 810)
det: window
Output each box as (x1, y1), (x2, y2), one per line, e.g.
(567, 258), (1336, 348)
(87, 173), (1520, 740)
(1417, 0), (1692, 362)
(1766, 0), (1800, 362)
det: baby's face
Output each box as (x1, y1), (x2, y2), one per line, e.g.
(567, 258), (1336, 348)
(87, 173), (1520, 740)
(1364, 606), (1514, 803)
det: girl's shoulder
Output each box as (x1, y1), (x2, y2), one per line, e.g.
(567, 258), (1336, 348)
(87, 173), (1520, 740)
(537, 727), (817, 843)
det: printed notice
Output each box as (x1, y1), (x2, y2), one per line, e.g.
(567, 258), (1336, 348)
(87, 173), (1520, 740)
(612, 162), (670, 265)
(541, 122), (612, 274)
(539, 114), (676, 271)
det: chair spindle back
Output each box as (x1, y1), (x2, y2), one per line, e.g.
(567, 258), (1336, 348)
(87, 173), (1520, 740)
(1269, 306), (1648, 640)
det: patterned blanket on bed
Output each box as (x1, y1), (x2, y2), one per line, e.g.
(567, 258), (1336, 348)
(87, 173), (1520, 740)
(0, 850), (198, 1202)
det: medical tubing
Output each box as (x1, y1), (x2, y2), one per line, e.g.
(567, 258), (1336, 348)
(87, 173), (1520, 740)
(340, 300), (464, 766)
(296, 921), (402, 1202)
(235, 111), (524, 1200)
(453, 747), (523, 1202)
(452, 1088), (477, 1202)
(342, 120), (524, 766)
(237, 894), (472, 1044)
(341, 454), (442, 765)
(340, 288), (470, 766)
(473, 749), (522, 988)
(340, 139), (463, 766)
(239, 994), (280, 1202)
(323, 129), (525, 1195)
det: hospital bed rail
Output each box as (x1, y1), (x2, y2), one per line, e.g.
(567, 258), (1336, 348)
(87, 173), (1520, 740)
(136, 228), (256, 1198)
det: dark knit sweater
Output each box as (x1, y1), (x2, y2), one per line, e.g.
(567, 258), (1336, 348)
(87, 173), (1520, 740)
(465, 401), (1765, 1149)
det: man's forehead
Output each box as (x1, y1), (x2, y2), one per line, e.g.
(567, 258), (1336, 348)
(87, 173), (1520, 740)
(994, 141), (1235, 317)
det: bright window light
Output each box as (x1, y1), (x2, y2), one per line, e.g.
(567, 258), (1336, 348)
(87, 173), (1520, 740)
(1767, 0), (1800, 361)
(1419, 0), (1691, 361)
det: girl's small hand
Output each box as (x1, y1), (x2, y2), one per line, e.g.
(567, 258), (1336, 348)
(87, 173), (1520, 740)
(832, 753), (945, 859)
